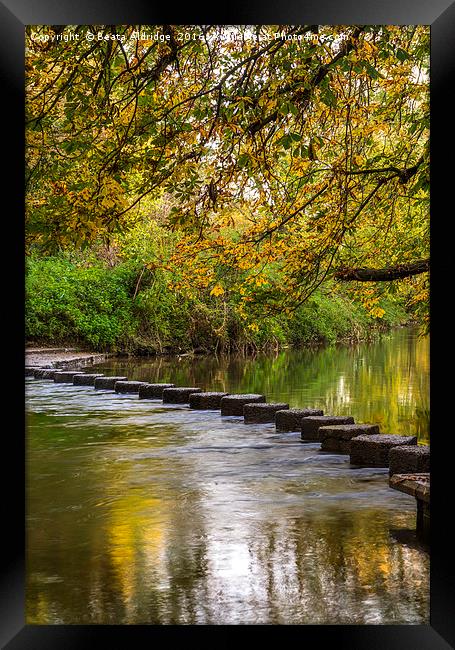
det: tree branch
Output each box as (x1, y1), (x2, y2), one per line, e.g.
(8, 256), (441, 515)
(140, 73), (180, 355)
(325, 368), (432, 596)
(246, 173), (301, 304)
(248, 26), (365, 135)
(334, 258), (429, 281)
(343, 156), (425, 183)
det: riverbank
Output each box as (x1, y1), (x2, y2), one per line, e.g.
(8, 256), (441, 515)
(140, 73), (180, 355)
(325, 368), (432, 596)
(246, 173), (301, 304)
(26, 347), (111, 369)
(26, 322), (417, 369)
(26, 256), (413, 355)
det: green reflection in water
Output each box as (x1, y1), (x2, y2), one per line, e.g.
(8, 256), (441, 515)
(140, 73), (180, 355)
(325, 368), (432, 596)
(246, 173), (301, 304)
(95, 326), (430, 443)
(26, 327), (429, 625)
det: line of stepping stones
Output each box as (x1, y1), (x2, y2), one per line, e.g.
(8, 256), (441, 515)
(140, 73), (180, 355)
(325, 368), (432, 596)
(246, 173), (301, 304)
(27, 365), (432, 541)
(26, 366), (430, 478)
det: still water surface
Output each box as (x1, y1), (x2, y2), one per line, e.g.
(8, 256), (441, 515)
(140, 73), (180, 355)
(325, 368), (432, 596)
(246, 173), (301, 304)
(26, 327), (429, 624)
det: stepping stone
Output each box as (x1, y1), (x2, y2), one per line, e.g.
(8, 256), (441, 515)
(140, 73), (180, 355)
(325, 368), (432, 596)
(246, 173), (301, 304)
(301, 415), (355, 441)
(114, 381), (150, 394)
(189, 392), (229, 409)
(244, 402), (289, 423)
(319, 424), (380, 453)
(94, 376), (128, 390)
(162, 387), (202, 404)
(350, 434), (417, 468)
(138, 383), (175, 399)
(33, 368), (58, 380)
(73, 373), (105, 386)
(389, 473), (430, 543)
(26, 366), (41, 376)
(220, 394), (266, 416)
(275, 408), (324, 432)
(54, 371), (85, 383)
(389, 444), (430, 476)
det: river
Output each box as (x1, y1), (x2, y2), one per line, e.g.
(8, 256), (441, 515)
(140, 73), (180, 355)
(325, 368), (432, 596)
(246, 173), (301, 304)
(26, 326), (430, 624)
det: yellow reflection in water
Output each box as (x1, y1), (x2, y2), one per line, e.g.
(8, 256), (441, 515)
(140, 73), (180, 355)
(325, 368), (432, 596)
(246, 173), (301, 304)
(107, 491), (168, 614)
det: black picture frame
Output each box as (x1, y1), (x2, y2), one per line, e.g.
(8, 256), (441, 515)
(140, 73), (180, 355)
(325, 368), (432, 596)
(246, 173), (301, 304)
(3, 1), (453, 647)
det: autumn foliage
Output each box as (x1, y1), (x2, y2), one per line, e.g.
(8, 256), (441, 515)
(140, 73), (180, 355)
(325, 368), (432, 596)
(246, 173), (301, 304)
(25, 25), (429, 338)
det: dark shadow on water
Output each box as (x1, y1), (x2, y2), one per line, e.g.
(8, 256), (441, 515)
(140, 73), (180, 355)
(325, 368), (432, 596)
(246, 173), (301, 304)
(389, 528), (430, 554)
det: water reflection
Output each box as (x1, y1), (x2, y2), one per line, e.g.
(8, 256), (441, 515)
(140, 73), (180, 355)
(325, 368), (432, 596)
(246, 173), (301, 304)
(26, 328), (429, 624)
(92, 327), (429, 443)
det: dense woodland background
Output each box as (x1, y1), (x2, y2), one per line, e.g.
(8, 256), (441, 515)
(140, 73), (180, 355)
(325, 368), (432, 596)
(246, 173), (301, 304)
(25, 25), (429, 353)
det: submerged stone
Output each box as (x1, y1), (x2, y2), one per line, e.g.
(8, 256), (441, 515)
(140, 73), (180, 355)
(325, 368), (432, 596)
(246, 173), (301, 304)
(138, 383), (175, 399)
(389, 444), (430, 476)
(73, 374), (105, 386)
(220, 394), (266, 416)
(54, 371), (85, 383)
(244, 402), (289, 423)
(301, 415), (355, 441)
(189, 392), (229, 409)
(26, 366), (41, 376)
(350, 434), (417, 468)
(114, 381), (150, 394)
(94, 376), (128, 390)
(34, 368), (58, 380)
(162, 387), (202, 404)
(275, 408), (324, 432)
(319, 424), (380, 453)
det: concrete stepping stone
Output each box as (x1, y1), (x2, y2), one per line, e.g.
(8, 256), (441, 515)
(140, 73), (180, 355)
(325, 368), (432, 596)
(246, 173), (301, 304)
(389, 444), (430, 476)
(33, 368), (58, 380)
(389, 473), (430, 542)
(189, 392), (229, 409)
(350, 434), (417, 468)
(162, 387), (202, 404)
(319, 424), (380, 453)
(244, 402), (289, 423)
(275, 408), (324, 432)
(54, 371), (85, 383)
(114, 381), (150, 394)
(301, 415), (355, 441)
(138, 383), (175, 399)
(94, 376), (128, 390)
(220, 394), (266, 416)
(73, 373), (105, 386)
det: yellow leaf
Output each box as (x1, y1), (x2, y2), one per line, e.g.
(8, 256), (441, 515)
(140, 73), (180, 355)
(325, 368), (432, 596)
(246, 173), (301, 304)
(371, 306), (385, 318)
(210, 284), (224, 297)
(101, 197), (115, 209)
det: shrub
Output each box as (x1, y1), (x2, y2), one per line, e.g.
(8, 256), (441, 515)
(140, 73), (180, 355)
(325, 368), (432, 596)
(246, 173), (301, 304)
(26, 257), (138, 350)
(25, 255), (411, 353)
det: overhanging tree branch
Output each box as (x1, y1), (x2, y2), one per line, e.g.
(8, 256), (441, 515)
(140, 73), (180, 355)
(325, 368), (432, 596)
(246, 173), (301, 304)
(343, 156), (425, 183)
(334, 258), (429, 281)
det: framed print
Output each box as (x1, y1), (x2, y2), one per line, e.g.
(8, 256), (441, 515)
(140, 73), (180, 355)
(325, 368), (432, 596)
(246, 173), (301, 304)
(2, 0), (453, 647)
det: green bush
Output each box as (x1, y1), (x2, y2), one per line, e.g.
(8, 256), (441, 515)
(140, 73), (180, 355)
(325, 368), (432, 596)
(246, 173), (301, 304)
(285, 292), (364, 345)
(26, 257), (138, 350)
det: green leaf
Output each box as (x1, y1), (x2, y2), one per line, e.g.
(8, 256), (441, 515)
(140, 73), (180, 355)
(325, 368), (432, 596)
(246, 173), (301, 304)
(137, 94), (150, 107)
(396, 48), (411, 62)
(277, 134), (293, 150)
(321, 87), (337, 108)
(237, 153), (251, 168)
(278, 101), (299, 117)
(364, 62), (384, 80)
